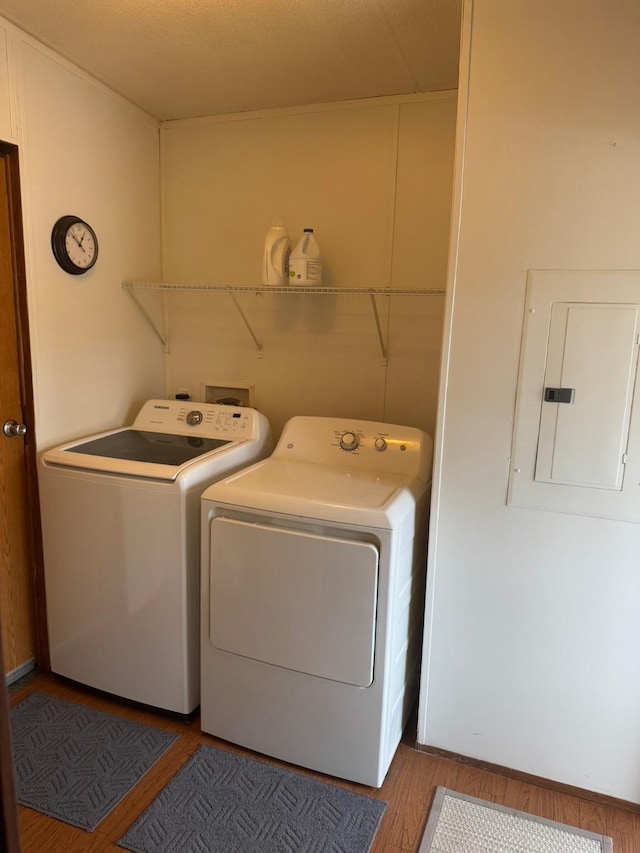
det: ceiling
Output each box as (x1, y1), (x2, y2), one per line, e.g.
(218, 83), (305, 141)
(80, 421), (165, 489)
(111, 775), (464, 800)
(0, 0), (461, 121)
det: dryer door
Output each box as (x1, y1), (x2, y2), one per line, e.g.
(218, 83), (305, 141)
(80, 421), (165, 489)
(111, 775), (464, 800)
(208, 517), (378, 687)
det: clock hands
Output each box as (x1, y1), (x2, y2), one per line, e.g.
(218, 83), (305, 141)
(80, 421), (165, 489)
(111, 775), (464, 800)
(69, 228), (87, 252)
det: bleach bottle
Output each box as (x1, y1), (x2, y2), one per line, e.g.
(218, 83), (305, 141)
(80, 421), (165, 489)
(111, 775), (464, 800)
(263, 221), (291, 286)
(289, 228), (322, 285)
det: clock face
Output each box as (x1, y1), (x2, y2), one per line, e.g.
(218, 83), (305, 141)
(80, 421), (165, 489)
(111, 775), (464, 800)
(64, 221), (97, 270)
(51, 216), (99, 275)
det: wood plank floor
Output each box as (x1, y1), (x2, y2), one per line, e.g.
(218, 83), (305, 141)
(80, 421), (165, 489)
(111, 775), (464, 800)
(9, 672), (640, 852)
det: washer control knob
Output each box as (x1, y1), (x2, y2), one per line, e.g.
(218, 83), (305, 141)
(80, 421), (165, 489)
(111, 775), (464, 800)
(340, 431), (360, 451)
(374, 437), (387, 452)
(186, 410), (203, 426)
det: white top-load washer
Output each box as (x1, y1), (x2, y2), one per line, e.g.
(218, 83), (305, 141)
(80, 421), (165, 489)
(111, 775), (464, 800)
(39, 399), (272, 714)
(200, 415), (432, 786)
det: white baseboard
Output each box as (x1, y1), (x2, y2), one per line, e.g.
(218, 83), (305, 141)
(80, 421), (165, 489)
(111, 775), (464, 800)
(5, 658), (35, 686)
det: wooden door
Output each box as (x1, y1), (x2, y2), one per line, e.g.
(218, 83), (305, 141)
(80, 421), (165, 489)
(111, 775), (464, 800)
(0, 142), (37, 853)
(0, 626), (21, 852)
(0, 144), (42, 676)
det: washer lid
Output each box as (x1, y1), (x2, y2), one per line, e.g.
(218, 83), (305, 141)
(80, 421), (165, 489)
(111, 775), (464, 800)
(39, 399), (271, 481)
(202, 457), (422, 526)
(67, 429), (231, 465)
(42, 428), (239, 480)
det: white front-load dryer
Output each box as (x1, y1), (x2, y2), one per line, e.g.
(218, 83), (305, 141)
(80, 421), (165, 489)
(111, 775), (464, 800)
(200, 415), (432, 786)
(39, 399), (272, 714)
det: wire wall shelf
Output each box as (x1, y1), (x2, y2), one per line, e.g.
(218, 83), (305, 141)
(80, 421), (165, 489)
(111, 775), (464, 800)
(123, 281), (444, 295)
(122, 281), (446, 362)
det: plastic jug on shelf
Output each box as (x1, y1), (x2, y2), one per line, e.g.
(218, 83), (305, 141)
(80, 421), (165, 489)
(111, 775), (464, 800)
(289, 228), (322, 286)
(263, 221), (291, 286)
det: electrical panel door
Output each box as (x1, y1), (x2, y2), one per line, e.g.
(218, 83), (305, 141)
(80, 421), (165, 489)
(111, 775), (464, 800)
(534, 303), (639, 490)
(509, 270), (640, 522)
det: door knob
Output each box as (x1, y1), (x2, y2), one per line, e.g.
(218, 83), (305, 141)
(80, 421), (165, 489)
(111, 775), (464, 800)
(3, 419), (27, 437)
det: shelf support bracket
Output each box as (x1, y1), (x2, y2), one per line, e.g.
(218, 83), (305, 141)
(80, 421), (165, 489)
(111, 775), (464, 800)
(228, 292), (263, 357)
(125, 286), (169, 352)
(369, 294), (388, 365)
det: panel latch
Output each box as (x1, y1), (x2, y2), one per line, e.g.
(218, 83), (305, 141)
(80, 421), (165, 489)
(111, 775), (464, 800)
(544, 387), (575, 404)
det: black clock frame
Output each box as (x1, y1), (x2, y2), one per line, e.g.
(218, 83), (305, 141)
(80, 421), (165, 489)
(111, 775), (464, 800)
(51, 215), (98, 275)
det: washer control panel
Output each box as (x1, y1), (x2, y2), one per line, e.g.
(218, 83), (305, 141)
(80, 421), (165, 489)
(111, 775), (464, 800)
(133, 399), (263, 440)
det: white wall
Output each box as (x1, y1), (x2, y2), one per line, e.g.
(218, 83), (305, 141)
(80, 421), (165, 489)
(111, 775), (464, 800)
(2, 21), (164, 449)
(160, 94), (456, 439)
(420, 0), (640, 803)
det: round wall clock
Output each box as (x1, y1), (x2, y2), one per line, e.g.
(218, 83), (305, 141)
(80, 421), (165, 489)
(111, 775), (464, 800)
(51, 215), (98, 275)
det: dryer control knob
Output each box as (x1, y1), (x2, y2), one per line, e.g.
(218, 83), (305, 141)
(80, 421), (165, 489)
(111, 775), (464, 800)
(340, 431), (359, 451)
(186, 410), (203, 426)
(374, 437), (387, 452)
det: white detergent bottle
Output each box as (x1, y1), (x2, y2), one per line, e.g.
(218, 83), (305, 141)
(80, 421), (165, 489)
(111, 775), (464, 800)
(289, 228), (322, 285)
(263, 220), (291, 286)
